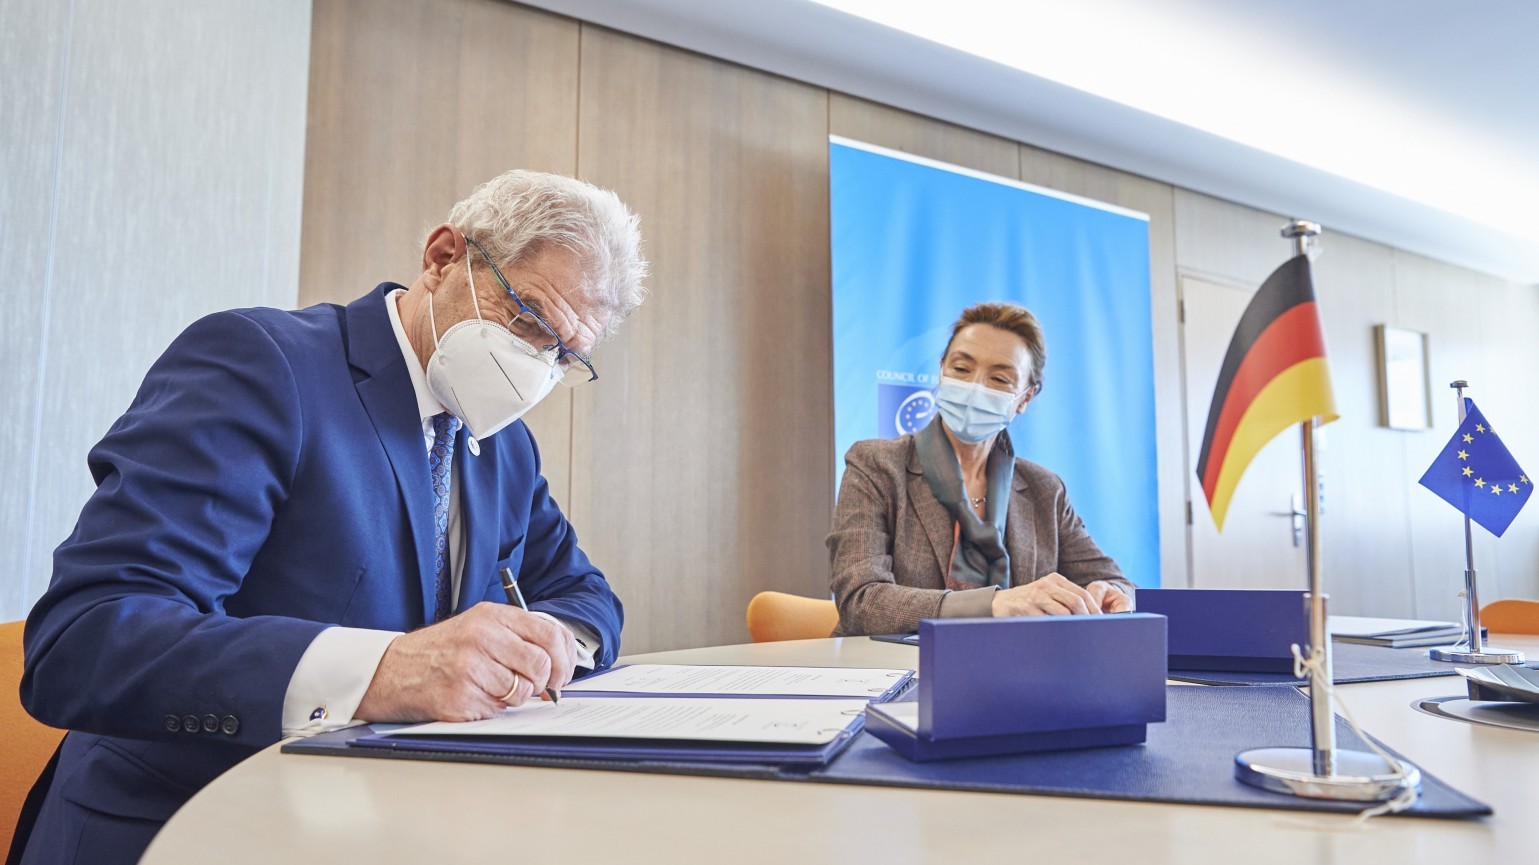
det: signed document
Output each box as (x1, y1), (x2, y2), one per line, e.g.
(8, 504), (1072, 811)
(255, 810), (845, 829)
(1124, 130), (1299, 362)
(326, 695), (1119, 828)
(379, 697), (869, 745)
(560, 664), (912, 698)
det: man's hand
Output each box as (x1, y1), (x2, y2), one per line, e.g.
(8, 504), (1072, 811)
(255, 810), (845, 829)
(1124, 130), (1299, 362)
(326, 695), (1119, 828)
(355, 602), (577, 723)
(1085, 580), (1133, 613)
(991, 573), (1104, 617)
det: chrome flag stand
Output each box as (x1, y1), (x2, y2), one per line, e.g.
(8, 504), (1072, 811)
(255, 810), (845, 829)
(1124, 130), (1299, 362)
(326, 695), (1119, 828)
(1428, 381), (1526, 665)
(1234, 221), (1420, 803)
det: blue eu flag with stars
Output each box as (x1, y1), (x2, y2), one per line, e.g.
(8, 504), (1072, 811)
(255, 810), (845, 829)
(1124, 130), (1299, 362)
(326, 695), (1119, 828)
(1418, 399), (1531, 537)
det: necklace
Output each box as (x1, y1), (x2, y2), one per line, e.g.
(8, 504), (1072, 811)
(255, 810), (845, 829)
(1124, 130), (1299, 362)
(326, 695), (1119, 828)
(969, 496), (986, 507)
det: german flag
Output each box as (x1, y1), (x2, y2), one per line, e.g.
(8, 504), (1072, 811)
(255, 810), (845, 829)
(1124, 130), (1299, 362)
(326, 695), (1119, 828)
(1196, 255), (1337, 530)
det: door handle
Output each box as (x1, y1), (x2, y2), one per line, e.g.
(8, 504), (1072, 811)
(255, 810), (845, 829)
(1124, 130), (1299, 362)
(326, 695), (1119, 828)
(1267, 493), (1306, 547)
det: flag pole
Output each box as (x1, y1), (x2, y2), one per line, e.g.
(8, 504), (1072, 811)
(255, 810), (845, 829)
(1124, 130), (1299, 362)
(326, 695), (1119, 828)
(1234, 221), (1420, 804)
(1429, 381), (1525, 665)
(1287, 222), (1334, 775)
(1300, 415), (1333, 775)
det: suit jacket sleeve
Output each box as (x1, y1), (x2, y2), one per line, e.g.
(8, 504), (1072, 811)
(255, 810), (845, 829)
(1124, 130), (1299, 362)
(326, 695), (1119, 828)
(1049, 472), (1136, 598)
(481, 424), (623, 671)
(827, 442), (949, 635)
(21, 311), (329, 748)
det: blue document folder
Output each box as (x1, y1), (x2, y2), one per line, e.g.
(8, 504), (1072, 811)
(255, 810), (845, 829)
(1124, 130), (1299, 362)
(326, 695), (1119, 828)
(865, 614), (1168, 761)
(349, 724), (862, 766)
(1169, 640), (1474, 686)
(284, 723), (826, 775)
(1135, 588), (1306, 672)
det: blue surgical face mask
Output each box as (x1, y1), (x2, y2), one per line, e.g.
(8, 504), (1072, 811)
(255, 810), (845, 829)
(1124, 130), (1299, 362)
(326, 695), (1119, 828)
(934, 376), (1020, 443)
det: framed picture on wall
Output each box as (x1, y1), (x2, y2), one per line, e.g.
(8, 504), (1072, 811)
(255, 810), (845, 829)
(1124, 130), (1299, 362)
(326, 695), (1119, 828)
(1374, 325), (1431, 430)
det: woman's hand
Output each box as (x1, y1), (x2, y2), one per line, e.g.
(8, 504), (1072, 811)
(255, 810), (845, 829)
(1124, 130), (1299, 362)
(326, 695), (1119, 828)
(991, 573), (1102, 616)
(1085, 580), (1132, 613)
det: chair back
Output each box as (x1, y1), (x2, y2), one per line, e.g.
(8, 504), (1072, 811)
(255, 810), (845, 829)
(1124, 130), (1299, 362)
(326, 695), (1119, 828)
(745, 592), (839, 643)
(1, 620), (64, 857)
(1482, 599), (1539, 635)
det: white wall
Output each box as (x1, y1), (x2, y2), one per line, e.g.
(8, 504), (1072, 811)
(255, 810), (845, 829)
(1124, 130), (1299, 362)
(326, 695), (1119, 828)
(0, 0), (312, 621)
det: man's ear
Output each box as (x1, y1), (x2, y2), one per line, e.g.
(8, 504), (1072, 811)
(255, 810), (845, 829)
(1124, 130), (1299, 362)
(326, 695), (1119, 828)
(421, 224), (464, 289)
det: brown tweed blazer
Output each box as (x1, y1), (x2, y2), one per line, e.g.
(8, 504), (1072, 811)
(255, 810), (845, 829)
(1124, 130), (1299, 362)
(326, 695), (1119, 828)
(827, 434), (1132, 636)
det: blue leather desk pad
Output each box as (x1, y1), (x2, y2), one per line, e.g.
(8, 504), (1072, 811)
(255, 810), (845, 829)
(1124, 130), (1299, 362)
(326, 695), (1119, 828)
(817, 685), (1486, 817)
(1168, 641), (1474, 686)
(285, 685), (1488, 817)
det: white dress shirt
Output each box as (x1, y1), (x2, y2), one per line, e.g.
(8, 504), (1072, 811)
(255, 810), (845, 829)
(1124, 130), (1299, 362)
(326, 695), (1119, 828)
(279, 289), (597, 736)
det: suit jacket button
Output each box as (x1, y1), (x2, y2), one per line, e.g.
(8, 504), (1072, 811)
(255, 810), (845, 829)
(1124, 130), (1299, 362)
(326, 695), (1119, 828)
(202, 714), (220, 733)
(182, 715), (200, 733)
(164, 715), (181, 733)
(221, 715), (239, 735)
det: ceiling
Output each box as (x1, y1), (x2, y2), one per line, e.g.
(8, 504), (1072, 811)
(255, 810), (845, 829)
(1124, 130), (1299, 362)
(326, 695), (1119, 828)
(523, 0), (1539, 283)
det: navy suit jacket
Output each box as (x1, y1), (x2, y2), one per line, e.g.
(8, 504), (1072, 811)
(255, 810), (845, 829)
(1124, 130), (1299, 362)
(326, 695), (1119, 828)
(18, 285), (622, 864)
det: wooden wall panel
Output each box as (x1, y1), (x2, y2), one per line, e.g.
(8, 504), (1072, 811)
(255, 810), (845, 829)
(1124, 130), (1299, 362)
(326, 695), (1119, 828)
(1393, 252), (1495, 620)
(1018, 146), (1185, 589)
(829, 94), (1019, 179)
(2, 0), (312, 620)
(1475, 276), (1539, 604)
(1309, 234), (1415, 616)
(1173, 189), (1292, 289)
(301, 0), (580, 503)
(571, 27), (831, 654)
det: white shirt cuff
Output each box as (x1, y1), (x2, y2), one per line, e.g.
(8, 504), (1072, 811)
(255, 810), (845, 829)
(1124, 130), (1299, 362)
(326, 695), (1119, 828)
(528, 612), (599, 670)
(281, 627), (401, 738)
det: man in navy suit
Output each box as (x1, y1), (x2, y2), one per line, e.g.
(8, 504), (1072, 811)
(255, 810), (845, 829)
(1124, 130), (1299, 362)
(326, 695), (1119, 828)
(15, 170), (647, 864)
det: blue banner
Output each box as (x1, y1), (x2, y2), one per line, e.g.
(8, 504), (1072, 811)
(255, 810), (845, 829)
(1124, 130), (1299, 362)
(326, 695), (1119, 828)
(830, 137), (1159, 586)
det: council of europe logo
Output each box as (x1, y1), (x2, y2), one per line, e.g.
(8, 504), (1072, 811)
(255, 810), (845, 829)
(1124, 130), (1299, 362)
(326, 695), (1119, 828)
(877, 383), (936, 438)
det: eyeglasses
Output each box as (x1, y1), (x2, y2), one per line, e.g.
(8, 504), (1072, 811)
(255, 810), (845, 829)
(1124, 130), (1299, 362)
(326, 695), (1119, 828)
(466, 237), (598, 387)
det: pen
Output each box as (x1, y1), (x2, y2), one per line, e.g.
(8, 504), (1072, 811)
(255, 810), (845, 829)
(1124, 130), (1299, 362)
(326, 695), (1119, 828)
(500, 567), (560, 703)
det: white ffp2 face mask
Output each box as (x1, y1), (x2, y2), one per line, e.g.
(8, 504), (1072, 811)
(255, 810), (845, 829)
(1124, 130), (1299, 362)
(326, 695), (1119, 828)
(424, 255), (561, 441)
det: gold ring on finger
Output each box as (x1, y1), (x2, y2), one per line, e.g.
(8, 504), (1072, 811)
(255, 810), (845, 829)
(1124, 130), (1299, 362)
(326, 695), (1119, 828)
(500, 673), (522, 704)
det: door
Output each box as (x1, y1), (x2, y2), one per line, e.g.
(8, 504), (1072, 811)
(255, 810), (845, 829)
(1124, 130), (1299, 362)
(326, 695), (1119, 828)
(1181, 275), (1308, 589)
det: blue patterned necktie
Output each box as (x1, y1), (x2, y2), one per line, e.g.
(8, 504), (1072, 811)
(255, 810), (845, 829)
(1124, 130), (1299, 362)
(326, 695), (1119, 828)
(429, 411), (462, 622)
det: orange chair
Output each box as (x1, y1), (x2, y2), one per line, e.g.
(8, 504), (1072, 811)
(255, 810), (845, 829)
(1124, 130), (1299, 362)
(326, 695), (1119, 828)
(746, 592), (839, 643)
(1, 620), (64, 858)
(1481, 599), (1539, 635)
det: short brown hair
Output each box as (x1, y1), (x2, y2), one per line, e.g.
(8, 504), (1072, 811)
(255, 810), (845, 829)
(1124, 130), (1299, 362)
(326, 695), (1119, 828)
(942, 302), (1047, 391)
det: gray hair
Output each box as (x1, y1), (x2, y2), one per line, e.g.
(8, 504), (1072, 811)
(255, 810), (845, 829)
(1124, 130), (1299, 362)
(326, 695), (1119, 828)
(443, 170), (648, 338)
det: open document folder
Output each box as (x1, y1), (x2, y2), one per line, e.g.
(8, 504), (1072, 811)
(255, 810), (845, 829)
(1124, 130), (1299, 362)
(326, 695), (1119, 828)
(344, 665), (915, 766)
(356, 697), (871, 763)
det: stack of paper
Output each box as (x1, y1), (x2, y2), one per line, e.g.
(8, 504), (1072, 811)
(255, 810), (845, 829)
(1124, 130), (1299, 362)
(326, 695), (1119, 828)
(1328, 616), (1477, 648)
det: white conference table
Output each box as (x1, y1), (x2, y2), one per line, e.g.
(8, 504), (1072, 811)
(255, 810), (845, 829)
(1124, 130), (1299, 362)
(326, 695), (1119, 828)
(141, 634), (1539, 865)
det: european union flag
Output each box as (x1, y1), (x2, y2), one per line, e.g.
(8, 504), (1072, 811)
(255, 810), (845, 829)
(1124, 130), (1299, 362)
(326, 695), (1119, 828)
(1418, 399), (1532, 537)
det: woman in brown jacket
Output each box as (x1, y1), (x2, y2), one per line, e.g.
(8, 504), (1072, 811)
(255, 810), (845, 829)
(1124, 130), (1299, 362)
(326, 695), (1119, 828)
(828, 302), (1136, 636)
